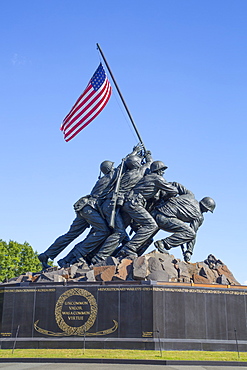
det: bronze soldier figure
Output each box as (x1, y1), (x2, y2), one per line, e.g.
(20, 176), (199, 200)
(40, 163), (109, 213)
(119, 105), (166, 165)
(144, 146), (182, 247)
(153, 182), (216, 262)
(38, 160), (116, 269)
(55, 145), (144, 267)
(90, 150), (153, 263)
(117, 161), (178, 258)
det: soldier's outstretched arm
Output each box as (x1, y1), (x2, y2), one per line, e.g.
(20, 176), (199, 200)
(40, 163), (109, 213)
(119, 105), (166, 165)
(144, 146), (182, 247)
(186, 238), (196, 255)
(139, 150), (153, 175)
(185, 217), (203, 254)
(144, 150), (153, 164)
(116, 144), (145, 173)
(158, 178), (178, 197)
(190, 217), (203, 233)
(169, 182), (195, 197)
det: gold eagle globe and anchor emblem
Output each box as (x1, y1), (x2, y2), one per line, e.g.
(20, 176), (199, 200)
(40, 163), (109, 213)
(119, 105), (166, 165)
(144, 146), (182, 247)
(34, 288), (118, 336)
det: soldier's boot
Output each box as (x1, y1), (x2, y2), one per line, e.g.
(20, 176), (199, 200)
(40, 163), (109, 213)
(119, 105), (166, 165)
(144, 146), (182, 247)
(116, 246), (138, 259)
(38, 253), (51, 270)
(58, 250), (86, 268)
(57, 258), (70, 268)
(154, 239), (171, 253)
(73, 257), (88, 268)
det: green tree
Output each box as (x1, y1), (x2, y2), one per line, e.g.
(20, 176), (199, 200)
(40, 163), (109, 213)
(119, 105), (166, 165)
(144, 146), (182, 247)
(0, 239), (42, 282)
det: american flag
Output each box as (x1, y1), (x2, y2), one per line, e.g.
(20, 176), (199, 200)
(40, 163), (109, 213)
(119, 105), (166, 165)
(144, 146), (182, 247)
(61, 63), (112, 142)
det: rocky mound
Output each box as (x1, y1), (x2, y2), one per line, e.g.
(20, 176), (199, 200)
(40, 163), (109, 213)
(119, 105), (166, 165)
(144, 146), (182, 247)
(1, 251), (240, 286)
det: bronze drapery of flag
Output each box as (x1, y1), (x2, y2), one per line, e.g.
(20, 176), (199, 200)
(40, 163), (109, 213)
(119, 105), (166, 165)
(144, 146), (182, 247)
(61, 63), (112, 142)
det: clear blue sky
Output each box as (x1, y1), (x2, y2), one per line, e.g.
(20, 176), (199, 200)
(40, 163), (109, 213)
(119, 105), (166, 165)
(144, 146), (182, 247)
(1, 0), (247, 283)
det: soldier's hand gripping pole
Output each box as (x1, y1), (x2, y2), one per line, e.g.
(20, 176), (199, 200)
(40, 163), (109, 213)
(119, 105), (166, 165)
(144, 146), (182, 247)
(109, 157), (126, 229)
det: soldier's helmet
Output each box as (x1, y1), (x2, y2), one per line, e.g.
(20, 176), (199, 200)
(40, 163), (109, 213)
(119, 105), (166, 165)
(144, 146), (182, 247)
(125, 155), (142, 170)
(200, 197), (216, 213)
(150, 161), (168, 173)
(100, 160), (114, 175)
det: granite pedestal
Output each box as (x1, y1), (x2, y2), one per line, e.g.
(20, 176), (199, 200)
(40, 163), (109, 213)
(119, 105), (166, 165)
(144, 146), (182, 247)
(0, 281), (247, 351)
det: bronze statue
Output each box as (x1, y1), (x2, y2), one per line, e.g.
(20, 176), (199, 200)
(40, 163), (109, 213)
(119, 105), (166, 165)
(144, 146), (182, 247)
(58, 145), (151, 266)
(91, 150), (153, 264)
(39, 148), (215, 270)
(153, 182), (216, 262)
(38, 162), (113, 270)
(39, 146), (143, 269)
(117, 161), (178, 258)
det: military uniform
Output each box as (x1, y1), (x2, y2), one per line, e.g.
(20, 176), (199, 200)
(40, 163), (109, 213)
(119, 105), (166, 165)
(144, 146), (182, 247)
(56, 148), (145, 265)
(40, 167), (119, 263)
(119, 173), (178, 256)
(153, 183), (204, 254)
(91, 154), (152, 263)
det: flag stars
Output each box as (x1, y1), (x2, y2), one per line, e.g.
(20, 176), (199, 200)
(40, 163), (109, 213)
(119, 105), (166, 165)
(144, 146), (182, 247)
(91, 64), (106, 90)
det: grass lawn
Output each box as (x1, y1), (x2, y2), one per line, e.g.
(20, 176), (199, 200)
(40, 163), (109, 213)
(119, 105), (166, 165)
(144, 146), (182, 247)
(0, 349), (246, 361)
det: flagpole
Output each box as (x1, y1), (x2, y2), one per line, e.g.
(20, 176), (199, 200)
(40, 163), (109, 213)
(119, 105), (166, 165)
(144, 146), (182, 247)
(96, 43), (146, 152)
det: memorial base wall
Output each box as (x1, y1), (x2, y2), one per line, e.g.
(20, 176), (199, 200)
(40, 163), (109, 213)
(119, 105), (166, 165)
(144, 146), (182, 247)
(0, 282), (247, 351)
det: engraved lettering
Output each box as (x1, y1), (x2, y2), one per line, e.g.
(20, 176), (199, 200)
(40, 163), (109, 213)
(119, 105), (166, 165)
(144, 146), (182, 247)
(68, 316), (84, 320)
(62, 311), (90, 315)
(65, 301), (88, 305)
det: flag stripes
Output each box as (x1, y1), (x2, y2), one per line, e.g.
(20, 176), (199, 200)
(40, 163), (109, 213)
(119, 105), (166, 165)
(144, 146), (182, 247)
(61, 63), (111, 142)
